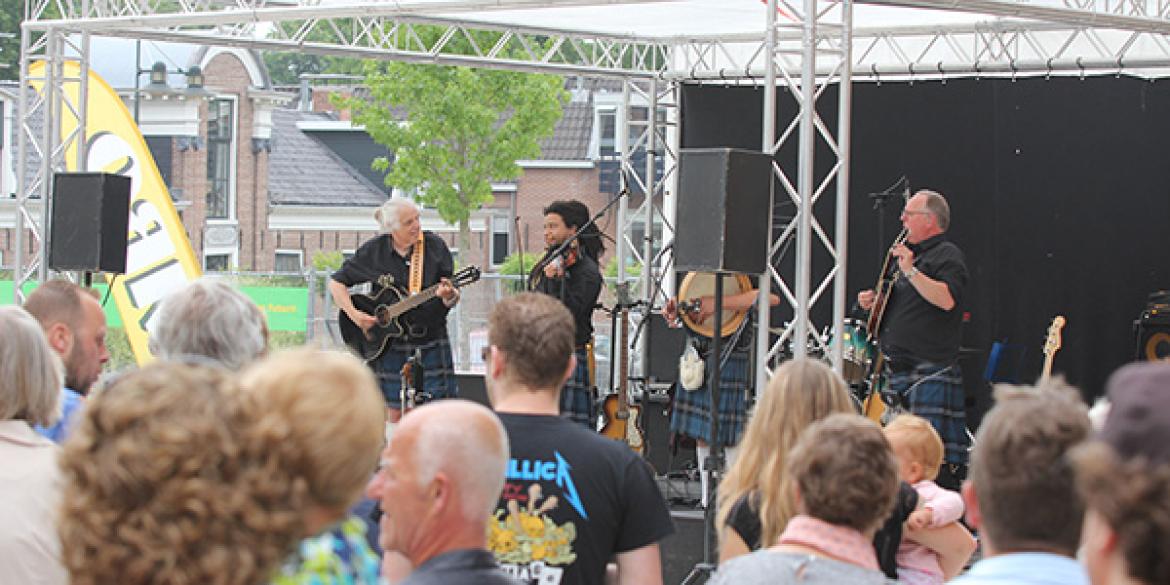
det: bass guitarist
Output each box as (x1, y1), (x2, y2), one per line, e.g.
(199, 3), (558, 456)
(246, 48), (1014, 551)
(329, 198), (460, 421)
(857, 189), (969, 490)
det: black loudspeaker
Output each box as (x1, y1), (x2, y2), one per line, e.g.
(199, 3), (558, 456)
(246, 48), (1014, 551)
(646, 316), (688, 384)
(675, 148), (773, 274)
(49, 172), (131, 273)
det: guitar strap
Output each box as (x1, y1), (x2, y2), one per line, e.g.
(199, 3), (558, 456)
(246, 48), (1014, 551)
(408, 231), (425, 294)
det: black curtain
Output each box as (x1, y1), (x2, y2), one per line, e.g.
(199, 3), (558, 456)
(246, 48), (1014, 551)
(680, 77), (1170, 405)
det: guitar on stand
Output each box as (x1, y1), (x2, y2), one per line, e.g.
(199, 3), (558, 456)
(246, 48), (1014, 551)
(399, 348), (427, 416)
(339, 265), (481, 363)
(861, 228), (909, 423)
(1040, 316), (1066, 381)
(601, 282), (646, 454)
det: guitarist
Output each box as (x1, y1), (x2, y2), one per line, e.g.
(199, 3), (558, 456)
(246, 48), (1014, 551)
(528, 200), (604, 429)
(328, 198), (460, 421)
(857, 189), (970, 491)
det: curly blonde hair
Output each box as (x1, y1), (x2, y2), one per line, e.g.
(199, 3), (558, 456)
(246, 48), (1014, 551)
(884, 414), (945, 481)
(716, 358), (855, 549)
(239, 348), (386, 512)
(58, 362), (308, 585)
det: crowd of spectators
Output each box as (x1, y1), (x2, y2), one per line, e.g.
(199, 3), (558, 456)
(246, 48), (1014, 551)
(1, 277), (1167, 584)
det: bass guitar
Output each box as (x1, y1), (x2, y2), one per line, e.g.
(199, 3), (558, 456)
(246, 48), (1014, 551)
(339, 265), (481, 363)
(1040, 315), (1066, 381)
(601, 282), (646, 454)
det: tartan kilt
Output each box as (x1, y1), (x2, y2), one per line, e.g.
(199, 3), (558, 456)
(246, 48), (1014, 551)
(884, 361), (969, 465)
(559, 347), (595, 429)
(670, 350), (751, 447)
(374, 336), (459, 408)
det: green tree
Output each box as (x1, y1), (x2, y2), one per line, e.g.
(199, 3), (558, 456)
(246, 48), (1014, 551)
(337, 52), (567, 254)
(497, 251), (542, 293)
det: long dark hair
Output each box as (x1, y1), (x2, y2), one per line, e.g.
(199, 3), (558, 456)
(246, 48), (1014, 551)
(543, 200), (604, 261)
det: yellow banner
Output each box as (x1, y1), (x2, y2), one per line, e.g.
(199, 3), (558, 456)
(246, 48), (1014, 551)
(29, 62), (202, 364)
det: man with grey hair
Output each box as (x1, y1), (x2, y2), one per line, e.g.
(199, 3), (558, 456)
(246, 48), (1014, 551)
(22, 279), (110, 442)
(366, 399), (519, 585)
(150, 277), (268, 371)
(329, 198), (460, 422)
(951, 379), (1091, 584)
(858, 189), (970, 490)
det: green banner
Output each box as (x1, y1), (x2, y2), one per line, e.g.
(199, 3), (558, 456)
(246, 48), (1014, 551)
(1, 280), (309, 332)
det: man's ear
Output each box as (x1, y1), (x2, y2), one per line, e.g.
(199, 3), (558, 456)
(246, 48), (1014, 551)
(961, 480), (981, 529)
(44, 322), (73, 356)
(428, 471), (451, 517)
(560, 354), (577, 387)
(489, 346), (506, 381)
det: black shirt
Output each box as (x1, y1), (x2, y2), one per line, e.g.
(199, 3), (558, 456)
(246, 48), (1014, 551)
(879, 234), (968, 364)
(401, 549), (520, 585)
(490, 413), (675, 585)
(331, 232), (454, 343)
(873, 481), (920, 580)
(530, 252), (602, 347)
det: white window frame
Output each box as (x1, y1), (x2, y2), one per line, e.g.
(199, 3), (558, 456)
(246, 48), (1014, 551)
(274, 249), (304, 274)
(203, 250), (237, 273)
(205, 95), (239, 222)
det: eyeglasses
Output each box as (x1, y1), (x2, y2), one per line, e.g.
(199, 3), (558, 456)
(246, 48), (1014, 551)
(480, 345), (494, 362)
(901, 209), (931, 217)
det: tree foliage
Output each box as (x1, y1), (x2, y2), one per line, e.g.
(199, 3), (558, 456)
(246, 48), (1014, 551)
(262, 20), (365, 86)
(334, 28), (567, 253)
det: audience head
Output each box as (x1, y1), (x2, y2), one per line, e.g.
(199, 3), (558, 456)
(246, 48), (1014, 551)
(366, 400), (509, 565)
(0, 306), (63, 427)
(965, 378), (1090, 558)
(787, 413), (899, 536)
(240, 348), (386, 533)
(22, 279), (109, 394)
(485, 292), (575, 397)
(58, 362), (305, 585)
(717, 358), (855, 547)
(884, 414), (945, 483)
(1073, 362), (1170, 585)
(150, 278), (268, 370)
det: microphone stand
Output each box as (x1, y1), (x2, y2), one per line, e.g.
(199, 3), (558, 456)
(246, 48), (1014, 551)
(868, 176), (908, 268)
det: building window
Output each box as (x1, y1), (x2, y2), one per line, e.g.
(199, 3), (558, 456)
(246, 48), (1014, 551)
(275, 250), (303, 273)
(204, 253), (231, 272)
(342, 250), (355, 262)
(206, 98), (235, 219)
(491, 216), (510, 266)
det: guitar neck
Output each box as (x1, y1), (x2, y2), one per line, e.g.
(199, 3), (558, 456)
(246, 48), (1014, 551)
(617, 310), (630, 412)
(383, 282), (444, 318)
(1041, 353), (1055, 380)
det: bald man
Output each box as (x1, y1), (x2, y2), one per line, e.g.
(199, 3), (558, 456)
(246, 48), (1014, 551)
(23, 280), (110, 442)
(366, 400), (519, 585)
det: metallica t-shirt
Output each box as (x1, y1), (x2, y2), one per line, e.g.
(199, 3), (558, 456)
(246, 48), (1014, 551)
(489, 413), (674, 585)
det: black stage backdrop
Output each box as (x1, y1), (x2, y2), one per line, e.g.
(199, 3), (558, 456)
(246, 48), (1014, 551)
(680, 77), (1170, 404)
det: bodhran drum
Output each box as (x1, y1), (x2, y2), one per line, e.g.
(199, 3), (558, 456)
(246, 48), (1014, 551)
(677, 271), (753, 339)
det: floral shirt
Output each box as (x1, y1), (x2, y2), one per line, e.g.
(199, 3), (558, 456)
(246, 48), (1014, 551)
(272, 516), (381, 585)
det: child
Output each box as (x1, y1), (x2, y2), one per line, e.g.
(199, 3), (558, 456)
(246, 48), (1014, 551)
(883, 414), (965, 585)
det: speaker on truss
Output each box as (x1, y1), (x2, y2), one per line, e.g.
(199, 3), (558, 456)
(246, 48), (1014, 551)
(675, 148), (773, 274)
(49, 172), (131, 274)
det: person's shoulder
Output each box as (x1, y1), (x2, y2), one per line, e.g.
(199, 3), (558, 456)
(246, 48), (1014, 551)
(713, 551), (894, 585)
(354, 233), (389, 254)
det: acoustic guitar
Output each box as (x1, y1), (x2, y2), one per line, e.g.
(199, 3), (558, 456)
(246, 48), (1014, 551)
(339, 265), (481, 363)
(601, 282), (646, 454)
(1040, 315), (1066, 381)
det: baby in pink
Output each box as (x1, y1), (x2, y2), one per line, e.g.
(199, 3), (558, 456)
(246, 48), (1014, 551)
(884, 414), (965, 585)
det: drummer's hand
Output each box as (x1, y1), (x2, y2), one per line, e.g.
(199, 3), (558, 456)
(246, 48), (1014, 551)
(858, 289), (876, 311)
(662, 298), (681, 327)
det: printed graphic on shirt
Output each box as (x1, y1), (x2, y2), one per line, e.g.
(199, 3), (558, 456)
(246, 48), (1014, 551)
(489, 452), (584, 585)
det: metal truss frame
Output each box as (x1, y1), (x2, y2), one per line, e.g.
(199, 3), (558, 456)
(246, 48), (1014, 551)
(15, 0), (1170, 380)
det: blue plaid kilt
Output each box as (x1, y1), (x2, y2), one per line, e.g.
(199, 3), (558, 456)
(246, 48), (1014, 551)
(559, 347), (595, 429)
(670, 350), (750, 447)
(374, 337), (459, 408)
(883, 361), (969, 465)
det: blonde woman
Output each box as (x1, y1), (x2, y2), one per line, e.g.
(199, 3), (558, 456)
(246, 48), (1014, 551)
(716, 358), (856, 562)
(0, 306), (67, 585)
